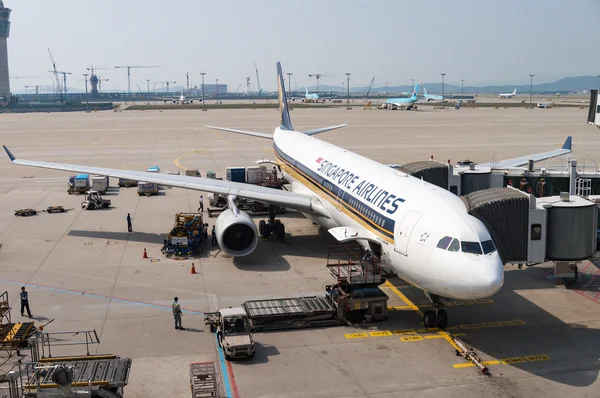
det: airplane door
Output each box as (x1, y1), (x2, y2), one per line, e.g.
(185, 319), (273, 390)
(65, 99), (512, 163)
(394, 211), (422, 256)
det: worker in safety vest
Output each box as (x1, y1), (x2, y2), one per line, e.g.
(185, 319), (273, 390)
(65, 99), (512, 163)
(211, 226), (217, 247)
(172, 297), (184, 330)
(126, 213), (133, 232)
(20, 286), (32, 318)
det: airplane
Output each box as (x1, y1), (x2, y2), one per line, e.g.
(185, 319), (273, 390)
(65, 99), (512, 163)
(2, 62), (570, 329)
(161, 91), (203, 104)
(498, 89), (517, 99)
(291, 86), (325, 103)
(382, 84), (419, 110)
(423, 87), (444, 102)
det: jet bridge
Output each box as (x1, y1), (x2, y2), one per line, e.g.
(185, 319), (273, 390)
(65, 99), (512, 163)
(463, 186), (598, 281)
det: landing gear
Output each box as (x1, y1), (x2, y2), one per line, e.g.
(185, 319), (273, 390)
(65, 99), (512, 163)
(423, 293), (448, 329)
(259, 206), (286, 240)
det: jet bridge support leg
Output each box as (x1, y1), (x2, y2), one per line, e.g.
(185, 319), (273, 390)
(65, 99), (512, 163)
(423, 292), (448, 329)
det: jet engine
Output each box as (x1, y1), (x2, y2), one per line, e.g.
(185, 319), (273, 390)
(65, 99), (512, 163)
(215, 207), (258, 257)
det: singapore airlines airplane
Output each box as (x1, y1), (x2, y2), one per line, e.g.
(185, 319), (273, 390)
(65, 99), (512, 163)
(3, 63), (565, 329)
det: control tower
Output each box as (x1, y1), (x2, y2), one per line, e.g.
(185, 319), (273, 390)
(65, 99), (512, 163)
(0, 1), (10, 102)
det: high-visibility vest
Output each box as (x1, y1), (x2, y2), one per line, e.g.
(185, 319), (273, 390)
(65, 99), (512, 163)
(172, 302), (181, 314)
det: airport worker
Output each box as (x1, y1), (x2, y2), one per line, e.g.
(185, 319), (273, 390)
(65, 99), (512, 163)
(172, 297), (184, 330)
(211, 225), (217, 247)
(272, 166), (277, 179)
(20, 286), (32, 318)
(126, 213), (133, 232)
(198, 196), (204, 212)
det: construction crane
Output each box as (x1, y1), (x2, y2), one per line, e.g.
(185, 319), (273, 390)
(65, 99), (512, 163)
(245, 77), (251, 94)
(253, 61), (261, 97)
(24, 85), (42, 95)
(159, 81), (176, 92)
(308, 73), (333, 93)
(47, 48), (62, 98)
(54, 71), (72, 94)
(235, 84), (242, 94)
(363, 77), (375, 98)
(98, 77), (109, 93)
(114, 65), (161, 93)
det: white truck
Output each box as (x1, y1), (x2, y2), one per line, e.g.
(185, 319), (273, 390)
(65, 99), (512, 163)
(204, 308), (255, 360)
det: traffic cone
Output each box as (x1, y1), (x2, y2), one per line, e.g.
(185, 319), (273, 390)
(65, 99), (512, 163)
(143, 248), (148, 259)
(190, 263), (197, 274)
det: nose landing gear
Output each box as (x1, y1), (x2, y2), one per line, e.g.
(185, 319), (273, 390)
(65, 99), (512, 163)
(423, 293), (448, 329)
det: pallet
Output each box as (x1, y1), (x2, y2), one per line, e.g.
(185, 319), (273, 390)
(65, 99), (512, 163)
(189, 361), (220, 397)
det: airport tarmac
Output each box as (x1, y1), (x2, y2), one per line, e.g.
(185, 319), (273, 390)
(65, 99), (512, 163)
(0, 106), (599, 397)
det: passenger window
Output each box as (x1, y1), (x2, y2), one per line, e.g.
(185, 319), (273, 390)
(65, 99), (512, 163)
(448, 239), (460, 252)
(481, 240), (496, 254)
(531, 224), (542, 241)
(461, 241), (483, 255)
(436, 236), (452, 250)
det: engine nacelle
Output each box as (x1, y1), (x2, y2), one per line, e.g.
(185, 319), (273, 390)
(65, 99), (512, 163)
(215, 208), (258, 257)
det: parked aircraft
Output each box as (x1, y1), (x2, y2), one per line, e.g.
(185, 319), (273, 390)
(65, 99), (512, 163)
(499, 89), (517, 99)
(423, 87), (444, 102)
(382, 85), (419, 110)
(3, 63), (571, 329)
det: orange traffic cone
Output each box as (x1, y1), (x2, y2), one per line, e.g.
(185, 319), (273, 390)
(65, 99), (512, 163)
(190, 263), (197, 274)
(143, 248), (148, 259)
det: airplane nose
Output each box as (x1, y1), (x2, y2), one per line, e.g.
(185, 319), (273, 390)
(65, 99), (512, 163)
(470, 258), (504, 298)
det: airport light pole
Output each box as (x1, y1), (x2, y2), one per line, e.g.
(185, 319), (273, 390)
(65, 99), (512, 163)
(461, 79), (464, 100)
(200, 72), (206, 111)
(411, 78), (415, 88)
(83, 73), (89, 112)
(385, 82), (388, 95)
(294, 81), (297, 92)
(215, 78), (219, 105)
(441, 73), (446, 103)
(146, 79), (150, 94)
(345, 73), (351, 110)
(529, 74), (534, 109)
(287, 72), (292, 93)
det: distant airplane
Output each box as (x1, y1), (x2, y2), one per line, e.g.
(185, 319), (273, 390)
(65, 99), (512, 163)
(423, 87), (444, 102)
(290, 86), (328, 103)
(162, 91), (202, 104)
(498, 89), (517, 99)
(383, 84), (419, 110)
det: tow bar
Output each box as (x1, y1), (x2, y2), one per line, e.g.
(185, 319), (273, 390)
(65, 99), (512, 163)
(450, 334), (490, 375)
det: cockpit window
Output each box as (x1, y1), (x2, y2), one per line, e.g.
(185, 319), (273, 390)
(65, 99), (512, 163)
(461, 241), (483, 255)
(448, 238), (460, 252)
(436, 236), (452, 250)
(481, 240), (496, 254)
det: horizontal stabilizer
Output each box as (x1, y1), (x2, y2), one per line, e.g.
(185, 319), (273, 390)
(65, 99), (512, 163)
(204, 126), (273, 139)
(303, 124), (347, 136)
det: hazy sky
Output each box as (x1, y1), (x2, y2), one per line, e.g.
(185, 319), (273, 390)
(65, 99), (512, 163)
(6, 0), (600, 91)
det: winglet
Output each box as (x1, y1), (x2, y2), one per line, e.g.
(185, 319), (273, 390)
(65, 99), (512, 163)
(562, 136), (572, 150)
(3, 145), (15, 161)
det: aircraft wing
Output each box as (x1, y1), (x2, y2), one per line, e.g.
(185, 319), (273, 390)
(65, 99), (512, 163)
(477, 136), (572, 169)
(3, 146), (330, 218)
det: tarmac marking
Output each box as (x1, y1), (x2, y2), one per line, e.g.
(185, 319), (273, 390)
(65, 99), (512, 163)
(384, 280), (423, 316)
(173, 150), (209, 171)
(453, 355), (549, 369)
(424, 335), (444, 339)
(400, 336), (424, 342)
(344, 332), (369, 339)
(391, 329), (417, 335)
(387, 305), (412, 310)
(502, 319), (526, 326)
(215, 334), (235, 398)
(213, 131), (235, 150)
(369, 330), (393, 337)
(420, 299), (495, 308)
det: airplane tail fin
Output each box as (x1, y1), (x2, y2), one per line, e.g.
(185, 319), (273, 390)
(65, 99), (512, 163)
(277, 62), (293, 131)
(423, 87), (427, 96)
(411, 84), (419, 99)
(513, 89), (517, 94)
(305, 86), (309, 95)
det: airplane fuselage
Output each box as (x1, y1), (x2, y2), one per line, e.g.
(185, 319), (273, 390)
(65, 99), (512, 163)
(272, 127), (504, 301)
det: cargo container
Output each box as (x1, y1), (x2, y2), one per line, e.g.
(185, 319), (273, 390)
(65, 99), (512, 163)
(92, 176), (109, 194)
(206, 171), (217, 179)
(118, 178), (138, 187)
(138, 182), (158, 196)
(185, 169), (201, 177)
(246, 166), (267, 184)
(226, 167), (246, 183)
(69, 174), (90, 194)
(147, 166), (160, 173)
